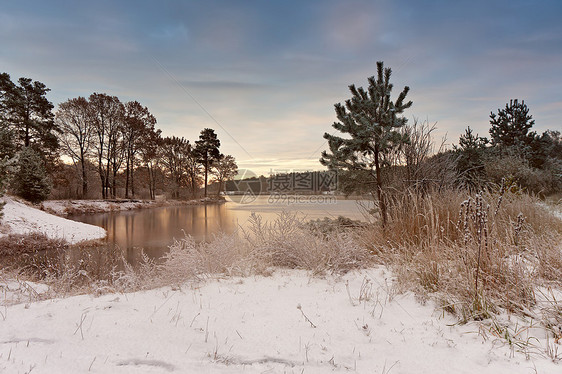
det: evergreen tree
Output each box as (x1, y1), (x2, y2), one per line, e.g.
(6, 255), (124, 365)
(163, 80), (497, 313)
(11, 147), (52, 203)
(489, 99), (534, 149)
(0, 74), (59, 157)
(195, 128), (221, 198)
(453, 126), (488, 191)
(0, 127), (17, 160)
(0, 73), (16, 125)
(320, 61), (412, 226)
(0, 127), (15, 218)
(0, 155), (7, 219)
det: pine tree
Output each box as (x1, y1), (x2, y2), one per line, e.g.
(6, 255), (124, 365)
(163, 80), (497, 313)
(0, 156), (7, 219)
(489, 99), (534, 149)
(11, 147), (52, 203)
(0, 74), (59, 157)
(195, 128), (221, 198)
(320, 61), (412, 226)
(453, 126), (488, 191)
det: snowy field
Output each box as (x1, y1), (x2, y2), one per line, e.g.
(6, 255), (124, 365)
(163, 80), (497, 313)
(0, 197), (106, 244)
(1, 268), (559, 374)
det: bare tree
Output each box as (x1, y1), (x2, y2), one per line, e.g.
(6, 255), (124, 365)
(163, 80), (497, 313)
(56, 97), (94, 198)
(160, 136), (190, 199)
(123, 101), (157, 198)
(89, 93), (124, 199)
(211, 154), (238, 196)
(139, 126), (162, 200)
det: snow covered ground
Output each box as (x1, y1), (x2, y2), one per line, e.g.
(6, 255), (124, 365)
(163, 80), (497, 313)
(0, 198), (560, 373)
(0, 197), (106, 244)
(41, 199), (159, 216)
(0, 268), (559, 374)
(41, 197), (223, 217)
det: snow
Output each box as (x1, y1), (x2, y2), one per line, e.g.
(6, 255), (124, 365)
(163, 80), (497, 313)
(0, 197), (106, 244)
(41, 198), (222, 217)
(0, 269), (559, 374)
(41, 199), (155, 216)
(0, 199), (560, 372)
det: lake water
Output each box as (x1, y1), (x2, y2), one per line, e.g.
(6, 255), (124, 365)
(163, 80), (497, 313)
(68, 195), (373, 263)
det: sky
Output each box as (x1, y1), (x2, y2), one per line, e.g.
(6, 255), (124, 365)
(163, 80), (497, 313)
(1, 0), (561, 176)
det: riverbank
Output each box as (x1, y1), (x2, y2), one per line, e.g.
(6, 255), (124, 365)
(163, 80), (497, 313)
(41, 196), (226, 217)
(0, 196), (106, 244)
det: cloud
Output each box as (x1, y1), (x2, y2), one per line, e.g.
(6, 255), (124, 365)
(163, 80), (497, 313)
(2, 0), (561, 171)
(179, 80), (270, 91)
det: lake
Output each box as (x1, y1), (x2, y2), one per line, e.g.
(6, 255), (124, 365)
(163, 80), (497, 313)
(68, 195), (373, 263)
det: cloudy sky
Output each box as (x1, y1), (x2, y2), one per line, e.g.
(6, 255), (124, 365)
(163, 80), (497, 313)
(1, 0), (561, 176)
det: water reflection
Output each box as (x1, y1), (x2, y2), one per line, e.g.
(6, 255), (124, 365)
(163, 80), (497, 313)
(69, 196), (372, 264)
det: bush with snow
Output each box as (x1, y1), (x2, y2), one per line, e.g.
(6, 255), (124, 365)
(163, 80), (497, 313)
(10, 147), (52, 203)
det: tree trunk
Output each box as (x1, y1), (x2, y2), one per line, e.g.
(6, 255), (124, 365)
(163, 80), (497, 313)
(131, 158), (135, 198)
(374, 146), (387, 227)
(81, 160), (88, 199)
(125, 153), (130, 199)
(24, 110), (30, 147)
(112, 167), (117, 198)
(204, 152), (208, 198)
(98, 161), (106, 199)
(148, 163), (155, 200)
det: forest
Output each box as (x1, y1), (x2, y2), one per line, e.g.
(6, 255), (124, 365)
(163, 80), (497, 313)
(0, 72), (238, 204)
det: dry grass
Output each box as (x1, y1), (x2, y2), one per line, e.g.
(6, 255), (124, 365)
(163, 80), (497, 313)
(155, 212), (371, 287)
(0, 233), (68, 257)
(0, 240), (129, 298)
(359, 186), (562, 325)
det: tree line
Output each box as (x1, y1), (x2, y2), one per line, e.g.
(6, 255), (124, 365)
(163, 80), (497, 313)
(0, 73), (238, 203)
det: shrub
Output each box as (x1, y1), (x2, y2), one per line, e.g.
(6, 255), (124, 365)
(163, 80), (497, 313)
(0, 232), (67, 257)
(10, 147), (52, 203)
(158, 212), (371, 284)
(484, 153), (557, 195)
(361, 186), (562, 321)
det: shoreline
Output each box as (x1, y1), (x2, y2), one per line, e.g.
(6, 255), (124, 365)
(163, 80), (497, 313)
(40, 196), (226, 217)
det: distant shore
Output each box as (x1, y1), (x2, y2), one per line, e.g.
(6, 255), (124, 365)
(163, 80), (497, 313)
(40, 196), (226, 217)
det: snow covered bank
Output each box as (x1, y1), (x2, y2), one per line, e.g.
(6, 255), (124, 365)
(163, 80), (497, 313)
(41, 197), (224, 216)
(0, 268), (558, 373)
(0, 197), (106, 244)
